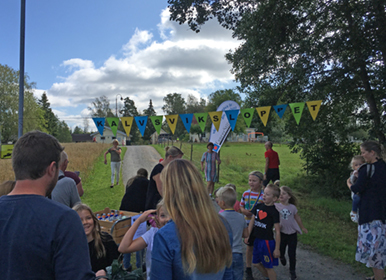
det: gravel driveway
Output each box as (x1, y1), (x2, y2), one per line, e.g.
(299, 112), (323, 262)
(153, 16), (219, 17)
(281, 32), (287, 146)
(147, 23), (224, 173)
(121, 146), (367, 280)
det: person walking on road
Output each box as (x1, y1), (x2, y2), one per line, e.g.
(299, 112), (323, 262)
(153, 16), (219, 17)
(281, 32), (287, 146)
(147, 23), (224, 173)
(104, 139), (122, 188)
(263, 141), (280, 186)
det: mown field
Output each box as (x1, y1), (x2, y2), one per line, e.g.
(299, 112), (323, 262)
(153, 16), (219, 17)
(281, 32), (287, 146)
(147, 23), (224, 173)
(0, 141), (368, 274)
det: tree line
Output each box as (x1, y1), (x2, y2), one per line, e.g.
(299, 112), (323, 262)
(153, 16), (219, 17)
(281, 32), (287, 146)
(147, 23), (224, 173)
(0, 64), (72, 143)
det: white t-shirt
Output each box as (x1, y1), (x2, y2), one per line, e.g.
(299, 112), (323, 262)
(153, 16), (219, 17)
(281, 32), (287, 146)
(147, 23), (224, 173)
(141, 227), (158, 280)
(275, 203), (302, 235)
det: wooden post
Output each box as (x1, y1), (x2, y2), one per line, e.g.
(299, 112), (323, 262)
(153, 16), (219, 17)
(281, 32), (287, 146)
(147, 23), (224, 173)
(190, 143), (193, 161)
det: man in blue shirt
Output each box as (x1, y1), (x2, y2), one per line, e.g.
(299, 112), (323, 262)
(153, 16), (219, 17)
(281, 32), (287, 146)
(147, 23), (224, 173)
(0, 131), (99, 280)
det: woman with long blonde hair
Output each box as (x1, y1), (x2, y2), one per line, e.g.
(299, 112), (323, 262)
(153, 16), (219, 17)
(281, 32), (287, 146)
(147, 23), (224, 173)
(151, 159), (233, 279)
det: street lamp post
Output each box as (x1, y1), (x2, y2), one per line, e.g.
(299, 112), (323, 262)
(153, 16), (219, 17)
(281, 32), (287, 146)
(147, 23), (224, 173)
(116, 94), (123, 117)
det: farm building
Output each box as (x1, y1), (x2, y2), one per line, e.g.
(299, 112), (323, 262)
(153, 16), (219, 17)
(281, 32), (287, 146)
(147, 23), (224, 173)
(91, 126), (127, 145)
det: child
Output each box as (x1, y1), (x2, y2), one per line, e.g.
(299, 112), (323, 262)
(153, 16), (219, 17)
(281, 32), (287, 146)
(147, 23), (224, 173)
(248, 183), (280, 280)
(240, 171), (265, 280)
(218, 183), (241, 213)
(348, 155), (365, 222)
(275, 185), (308, 280)
(217, 186), (249, 280)
(118, 200), (170, 280)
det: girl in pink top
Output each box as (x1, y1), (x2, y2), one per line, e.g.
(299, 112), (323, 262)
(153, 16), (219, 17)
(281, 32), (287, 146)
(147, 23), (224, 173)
(275, 184), (308, 280)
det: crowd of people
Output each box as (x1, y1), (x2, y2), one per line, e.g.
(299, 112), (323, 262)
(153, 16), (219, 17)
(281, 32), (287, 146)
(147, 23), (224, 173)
(0, 131), (385, 280)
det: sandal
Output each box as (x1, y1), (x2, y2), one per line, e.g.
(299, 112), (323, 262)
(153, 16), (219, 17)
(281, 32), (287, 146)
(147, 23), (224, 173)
(350, 211), (358, 223)
(365, 276), (386, 280)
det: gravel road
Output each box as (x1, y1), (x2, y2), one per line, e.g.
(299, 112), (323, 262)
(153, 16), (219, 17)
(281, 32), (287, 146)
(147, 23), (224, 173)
(122, 146), (367, 280)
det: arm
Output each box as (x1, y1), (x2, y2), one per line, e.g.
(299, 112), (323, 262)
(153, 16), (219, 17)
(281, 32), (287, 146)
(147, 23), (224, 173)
(242, 227), (249, 238)
(154, 173), (163, 196)
(264, 157), (269, 180)
(114, 147), (122, 155)
(70, 181), (81, 208)
(104, 150), (109, 164)
(273, 223), (281, 258)
(294, 213), (308, 234)
(77, 180), (84, 197)
(349, 166), (367, 194)
(240, 206), (253, 217)
(118, 210), (156, 253)
(55, 211), (95, 280)
(201, 160), (204, 171)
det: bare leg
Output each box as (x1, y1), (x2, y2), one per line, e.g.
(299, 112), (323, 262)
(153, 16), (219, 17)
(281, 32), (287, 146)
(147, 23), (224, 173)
(266, 268), (277, 280)
(373, 268), (385, 280)
(246, 245), (253, 268)
(253, 263), (268, 278)
(207, 181), (215, 195)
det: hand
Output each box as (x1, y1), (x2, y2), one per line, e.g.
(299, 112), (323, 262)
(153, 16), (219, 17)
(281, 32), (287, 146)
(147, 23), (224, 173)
(273, 248), (280, 258)
(244, 237), (249, 244)
(96, 269), (106, 277)
(218, 160), (221, 164)
(201, 167), (204, 171)
(263, 174), (267, 180)
(104, 159), (107, 165)
(347, 178), (352, 189)
(137, 209), (157, 223)
(302, 227), (308, 234)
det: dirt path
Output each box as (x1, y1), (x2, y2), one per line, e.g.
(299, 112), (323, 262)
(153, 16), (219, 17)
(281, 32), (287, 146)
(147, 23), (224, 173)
(122, 146), (366, 280)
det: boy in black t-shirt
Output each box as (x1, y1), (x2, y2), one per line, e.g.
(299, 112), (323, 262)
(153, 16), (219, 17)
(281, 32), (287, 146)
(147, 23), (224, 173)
(247, 184), (281, 280)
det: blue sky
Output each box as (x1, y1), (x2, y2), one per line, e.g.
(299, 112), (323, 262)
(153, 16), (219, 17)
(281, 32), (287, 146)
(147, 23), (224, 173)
(0, 1), (240, 130)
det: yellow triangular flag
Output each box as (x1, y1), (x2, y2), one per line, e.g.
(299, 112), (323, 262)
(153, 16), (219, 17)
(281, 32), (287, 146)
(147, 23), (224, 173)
(256, 106), (271, 127)
(165, 115), (178, 134)
(306, 100), (322, 121)
(208, 111), (223, 131)
(120, 117), (134, 136)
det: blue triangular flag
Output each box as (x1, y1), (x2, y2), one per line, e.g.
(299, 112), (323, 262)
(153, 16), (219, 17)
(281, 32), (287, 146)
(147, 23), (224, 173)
(224, 110), (239, 131)
(273, 104), (288, 119)
(179, 114), (193, 133)
(92, 118), (105, 136)
(135, 116), (148, 137)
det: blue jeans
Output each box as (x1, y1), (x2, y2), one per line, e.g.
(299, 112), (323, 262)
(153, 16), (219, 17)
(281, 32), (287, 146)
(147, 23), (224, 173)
(123, 250), (144, 270)
(232, 253), (244, 280)
(352, 194), (360, 212)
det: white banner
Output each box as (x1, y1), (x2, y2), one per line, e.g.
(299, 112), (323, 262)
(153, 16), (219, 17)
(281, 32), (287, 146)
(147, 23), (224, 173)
(209, 100), (240, 153)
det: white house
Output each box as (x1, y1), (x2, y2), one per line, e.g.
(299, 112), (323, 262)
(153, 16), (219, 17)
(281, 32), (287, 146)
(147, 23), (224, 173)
(90, 126), (127, 145)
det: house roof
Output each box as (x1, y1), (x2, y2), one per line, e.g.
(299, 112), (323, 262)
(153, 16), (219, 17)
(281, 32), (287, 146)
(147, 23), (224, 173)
(71, 134), (93, 142)
(90, 126), (127, 137)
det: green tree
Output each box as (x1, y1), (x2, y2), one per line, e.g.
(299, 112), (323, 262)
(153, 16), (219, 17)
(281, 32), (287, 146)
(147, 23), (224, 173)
(162, 93), (187, 138)
(38, 92), (59, 137)
(167, 0), (386, 196)
(56, 121), (72, 143)
(73, 126), (84, 134)
(88, 96), (114, 118)
(143, 99), (157, 141)
(121, 97), (140, 143)
(0, 64), (45, 142)
(186, 94), (206, 114)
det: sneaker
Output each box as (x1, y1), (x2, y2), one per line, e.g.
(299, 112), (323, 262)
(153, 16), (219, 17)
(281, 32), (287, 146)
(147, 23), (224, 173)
(280, 256), (287, 266)
(110, 185), (114, 188)
(350, 211), (358, 223)
(245, 268), (254, 280)
(290, 270), (297, 280)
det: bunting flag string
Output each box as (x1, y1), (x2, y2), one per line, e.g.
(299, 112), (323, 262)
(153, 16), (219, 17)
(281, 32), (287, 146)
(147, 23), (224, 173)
(208, 111), (223, 131)
(91, 100), (323, 137)
(135, 116), (148, 136)
(150, 116), (163, 134)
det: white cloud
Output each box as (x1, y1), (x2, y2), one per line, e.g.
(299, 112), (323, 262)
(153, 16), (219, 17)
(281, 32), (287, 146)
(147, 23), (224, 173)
(45, 8), (240, 128)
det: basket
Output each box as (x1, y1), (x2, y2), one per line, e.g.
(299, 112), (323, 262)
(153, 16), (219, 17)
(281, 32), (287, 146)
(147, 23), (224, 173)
(94, 207), (140, 244)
